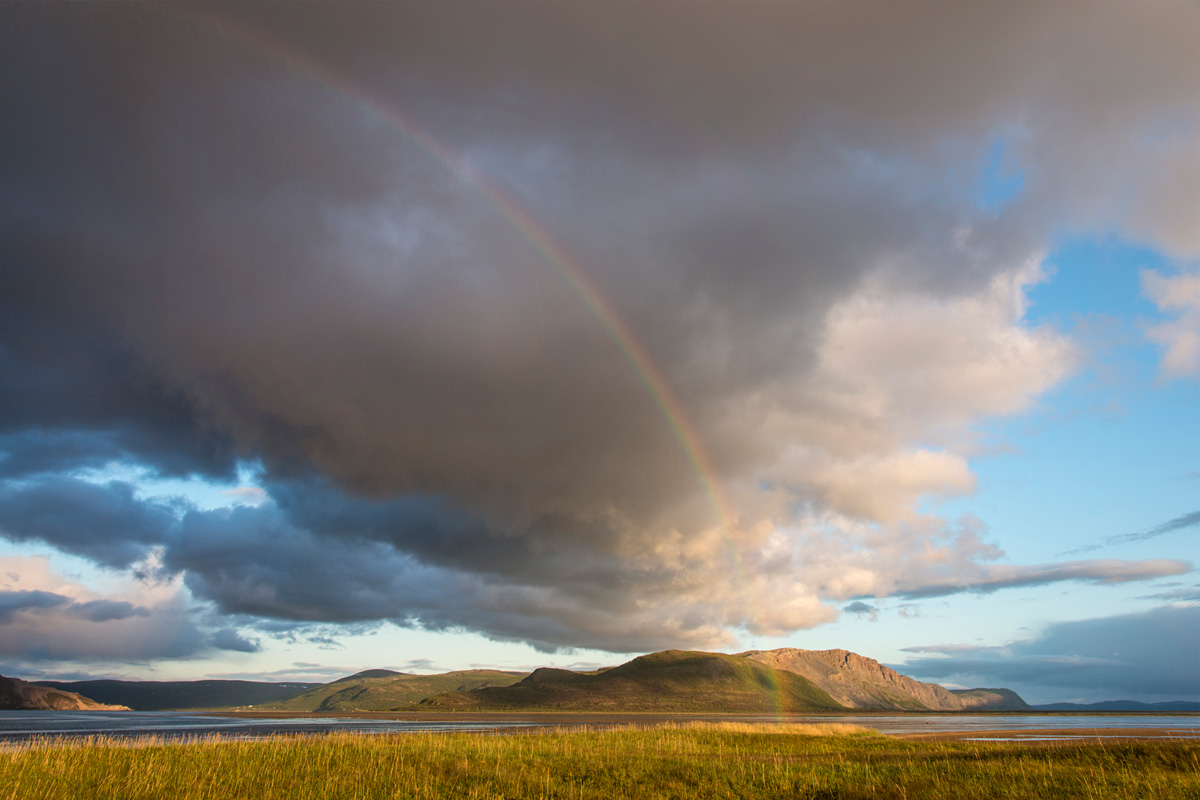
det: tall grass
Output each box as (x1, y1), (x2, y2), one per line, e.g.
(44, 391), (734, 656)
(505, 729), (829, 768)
(1, 722), (1196, 799)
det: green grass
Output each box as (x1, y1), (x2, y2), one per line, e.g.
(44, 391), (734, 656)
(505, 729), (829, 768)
(259, 670), (527, 712)
(2, 722), (1196, 799)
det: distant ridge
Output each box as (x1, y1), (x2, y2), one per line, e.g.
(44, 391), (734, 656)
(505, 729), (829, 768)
(260, 669), (528, 712)
(34, 679), (319, 711)
(419, 650), (844, 712)
(950, 688), (1031, 711)
(331, 669), (405, 683)
(1034, 700), (1200, 712)
(741, 649), (1029, 711)
(2, 674), (128, 710)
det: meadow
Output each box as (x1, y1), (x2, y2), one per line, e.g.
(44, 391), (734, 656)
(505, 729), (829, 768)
(1, 722), (1196, 800)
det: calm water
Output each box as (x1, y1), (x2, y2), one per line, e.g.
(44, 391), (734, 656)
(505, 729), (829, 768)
(0, 711), (537, 742)
(1, 710), (1196, 743)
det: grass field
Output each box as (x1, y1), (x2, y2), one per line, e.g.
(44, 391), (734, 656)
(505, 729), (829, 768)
(2, 722), (1196, 800)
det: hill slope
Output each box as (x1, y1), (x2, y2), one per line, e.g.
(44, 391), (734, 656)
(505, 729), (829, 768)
(34, 679), (319, 711)
(950, 688), (1031, 711)
(419, 650), (845, 712)
(1, 675), (128, 710)
(260, 669), (528, 712)
(741, 649), (1029, 711)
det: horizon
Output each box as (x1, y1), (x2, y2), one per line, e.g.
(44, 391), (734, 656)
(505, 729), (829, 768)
(0, 3), (1196, 709)
(14, 644), (1200, 710)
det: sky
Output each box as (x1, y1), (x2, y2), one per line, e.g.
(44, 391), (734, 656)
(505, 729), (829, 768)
(0, 2), (1196, 706)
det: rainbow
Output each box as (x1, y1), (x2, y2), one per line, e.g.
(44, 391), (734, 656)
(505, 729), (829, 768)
(158, 5), (779, 701)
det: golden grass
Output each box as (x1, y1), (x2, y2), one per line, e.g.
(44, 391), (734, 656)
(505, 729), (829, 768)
(1, 722), (1196, 799)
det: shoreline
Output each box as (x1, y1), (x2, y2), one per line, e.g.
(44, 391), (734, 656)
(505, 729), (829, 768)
(199, 709), (1200, 720)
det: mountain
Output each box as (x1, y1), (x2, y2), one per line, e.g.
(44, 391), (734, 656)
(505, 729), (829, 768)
(258, 669), (528, 712)
(26, 648), (1034, 713)
(33, 679), (319, 711)
(418, 650), (845, 712)
(950, 688), (1032, 711)
(741, 649), (1029, 711)
(1034, 700), (1200, 712)
(1, 674), (129, 710)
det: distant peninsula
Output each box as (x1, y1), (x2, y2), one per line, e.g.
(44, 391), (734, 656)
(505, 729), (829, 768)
(26, 648), (1195, 714)
(28, 648), (1029, 713)
(0, 674), (128, 711)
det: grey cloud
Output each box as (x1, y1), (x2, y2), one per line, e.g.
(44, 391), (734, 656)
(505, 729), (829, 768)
(305, 636), (342, 649)
(898, 605), (1200, 702)
(0, 594), (215, 663)
(0, 330), (239, 482)
(0, 590), (149, 625)
(211, 629), (261, 654)
(0, 477), (176, 569)
(66, 600), (151, 623)
(1111, 510), (1200, 545)
(0, 590), (71, 623)
(0, 3), (1195, 652)
(161, 492), (727, 652)
(2, 4), (1191, 519)
(844, 601), (876, 617)
(1059, 510), (1200, 556)
(1137, 585), (1200, 603)
(893, 560), (1192, 600)
(0, 462), (1190, 653)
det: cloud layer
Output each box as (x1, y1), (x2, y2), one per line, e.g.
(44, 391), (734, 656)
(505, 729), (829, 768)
(0, 556), (249, 668)
(0, 3), (1196, 653)
(899, 605), (1200, 703)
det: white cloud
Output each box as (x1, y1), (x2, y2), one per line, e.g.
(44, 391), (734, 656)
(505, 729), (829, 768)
(1144, 267), (1200, 378)
(751, 257), (1075, 530)
(815, 256), (1075, 434)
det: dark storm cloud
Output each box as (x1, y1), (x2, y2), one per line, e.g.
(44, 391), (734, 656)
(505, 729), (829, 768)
(0, 318), (239, 482)
(0, 477), (176, 569)
(898, 605), (1200, 701)
(0, 590), (71, 623)
(0, 3), (1196, 650)
(210, 629), (261, 654)
(161, 488), (725, 652)
(66, 599), (151, 624)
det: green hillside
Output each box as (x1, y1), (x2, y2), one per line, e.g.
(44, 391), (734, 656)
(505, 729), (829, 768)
(418, 650), (845, 712)
(259, 669), (527, 712)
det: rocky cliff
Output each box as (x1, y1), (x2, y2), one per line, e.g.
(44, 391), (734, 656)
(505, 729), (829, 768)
(0, 674), (129, 710)
(741, 649), (1026, 711)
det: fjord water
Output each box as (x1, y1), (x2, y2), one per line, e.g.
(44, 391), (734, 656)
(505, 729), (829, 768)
(1, 711), (1196, 743)
(0, 711), (537, 742)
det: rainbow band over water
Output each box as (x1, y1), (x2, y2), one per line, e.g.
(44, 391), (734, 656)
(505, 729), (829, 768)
(163, 6), (785, 709)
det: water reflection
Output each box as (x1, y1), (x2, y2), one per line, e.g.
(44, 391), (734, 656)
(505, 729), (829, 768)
(0, 710), (1195, 743)
(0, 711), (536, 743)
